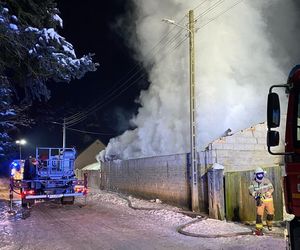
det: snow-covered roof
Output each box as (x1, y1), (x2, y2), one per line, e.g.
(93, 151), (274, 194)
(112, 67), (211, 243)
(81, 162), (100, 171)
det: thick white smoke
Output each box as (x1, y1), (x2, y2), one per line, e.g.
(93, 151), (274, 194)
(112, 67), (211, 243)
(99, 0), (300, 161)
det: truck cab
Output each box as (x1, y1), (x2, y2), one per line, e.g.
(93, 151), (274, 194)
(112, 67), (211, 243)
(267, 65), (300, 249)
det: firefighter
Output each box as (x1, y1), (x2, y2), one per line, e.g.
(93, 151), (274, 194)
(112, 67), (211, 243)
(23, 156), (38, 180)
(248, 167), (275, 235)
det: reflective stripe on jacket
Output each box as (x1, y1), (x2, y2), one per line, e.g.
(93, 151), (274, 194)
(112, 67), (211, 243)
(248, 177), (274, 199)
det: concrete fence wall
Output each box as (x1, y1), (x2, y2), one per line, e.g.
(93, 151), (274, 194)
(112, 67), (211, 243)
(101, 154), (193, 209)
(84, 122), (285, 221)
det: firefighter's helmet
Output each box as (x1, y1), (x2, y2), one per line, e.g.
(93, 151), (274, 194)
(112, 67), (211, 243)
(255, 167), (265, 182)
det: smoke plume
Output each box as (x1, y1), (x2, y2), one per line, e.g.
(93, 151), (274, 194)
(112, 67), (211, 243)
(99, 0), (300, 161)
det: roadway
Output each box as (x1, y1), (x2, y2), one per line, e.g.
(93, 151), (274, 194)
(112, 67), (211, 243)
(0, 178), (286, 250)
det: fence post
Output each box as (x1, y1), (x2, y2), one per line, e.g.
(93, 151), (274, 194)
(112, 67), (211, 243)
(208, 167), (225, 220)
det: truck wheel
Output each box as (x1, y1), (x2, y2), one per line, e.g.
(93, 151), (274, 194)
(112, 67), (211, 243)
(21, 199), (27, 207)
(21, 199), (34, 208)
(61, 197), (75, 205)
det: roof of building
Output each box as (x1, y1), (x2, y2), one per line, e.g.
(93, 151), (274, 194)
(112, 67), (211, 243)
(75, 139), (105, 169)
(82, 162), (101, 171)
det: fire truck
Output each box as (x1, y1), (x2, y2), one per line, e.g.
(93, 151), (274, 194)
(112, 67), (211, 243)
(10, 147), (87, 207)
(267, 65), (300, 249)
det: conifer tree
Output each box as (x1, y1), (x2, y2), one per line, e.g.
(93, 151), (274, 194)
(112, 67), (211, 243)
(0, 0), (98, 156)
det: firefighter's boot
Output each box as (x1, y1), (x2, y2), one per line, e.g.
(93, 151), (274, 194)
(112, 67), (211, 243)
(266, 214), (274, 231)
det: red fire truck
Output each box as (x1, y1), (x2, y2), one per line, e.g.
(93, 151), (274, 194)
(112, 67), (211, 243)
(267, 64), (300, 249)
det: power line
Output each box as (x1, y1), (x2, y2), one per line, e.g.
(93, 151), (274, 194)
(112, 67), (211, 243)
(193, 0), (214, 11)
(64, 16), (200, 126)
(52, 121), (114, 135)
(194, 0), (225, 21)
(65, 36), (185, 124)
(65, 16), (188, 124)
(64, 18), (189, 126)
(61, 1), (245, 127)
(66, 127), (115, 135)
(65, 35), (190, 127)
(195, 0), (245, 26)
(64, 32), (190, 126)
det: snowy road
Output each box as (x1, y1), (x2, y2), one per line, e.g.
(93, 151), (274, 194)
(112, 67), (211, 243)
(0, 180), (286, 250)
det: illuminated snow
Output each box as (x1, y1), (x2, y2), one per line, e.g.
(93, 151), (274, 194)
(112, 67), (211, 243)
(53, 14), (63, 28)
(8, 23), (18, 30)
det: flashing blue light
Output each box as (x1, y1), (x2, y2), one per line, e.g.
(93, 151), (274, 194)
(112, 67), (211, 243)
(10, 160), (20, 171)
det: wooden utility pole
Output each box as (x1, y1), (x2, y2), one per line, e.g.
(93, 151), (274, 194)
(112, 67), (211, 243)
(189, 9), (199, 212)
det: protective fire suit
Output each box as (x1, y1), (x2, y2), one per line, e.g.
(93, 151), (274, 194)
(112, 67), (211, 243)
(248, 173), (275, 232)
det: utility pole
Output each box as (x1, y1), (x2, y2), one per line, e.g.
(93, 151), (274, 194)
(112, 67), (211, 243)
(19, 144), (21, 160)
(63, 118), (66, 148)
(189, 9), (199, 212)
(162, 10), (199, 212)
(16, 139), (26, 160)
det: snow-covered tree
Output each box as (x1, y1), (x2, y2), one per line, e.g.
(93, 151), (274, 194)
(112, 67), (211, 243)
(0, 76), (15, 157)
(0, 0), (98, 156)
(0, 76), (32, 157)
(0, 1), (98, 102)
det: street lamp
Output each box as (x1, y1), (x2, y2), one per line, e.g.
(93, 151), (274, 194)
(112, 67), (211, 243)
(163, 10), (199, 212)
(16, 139), (26, 160)
(162, 18), (190, 33)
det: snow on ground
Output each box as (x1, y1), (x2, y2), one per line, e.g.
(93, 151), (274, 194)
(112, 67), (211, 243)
(79, 189), (128, 207)
(80, 188), (284, 237)
(79, 189), (286, 249)
(0, 179), (286, 237)
(0, 178), (9, 200)
(184, 218), (251, 235)
(0, 179), (286, 250)
(80, 189), (191, 225)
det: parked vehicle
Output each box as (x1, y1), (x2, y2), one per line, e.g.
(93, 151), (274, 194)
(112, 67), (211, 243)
(11, 147), (87, 207)
(267, 65), (300, 249)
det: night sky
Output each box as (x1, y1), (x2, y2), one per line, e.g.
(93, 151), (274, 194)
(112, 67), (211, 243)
(20, 0), (147, 156)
